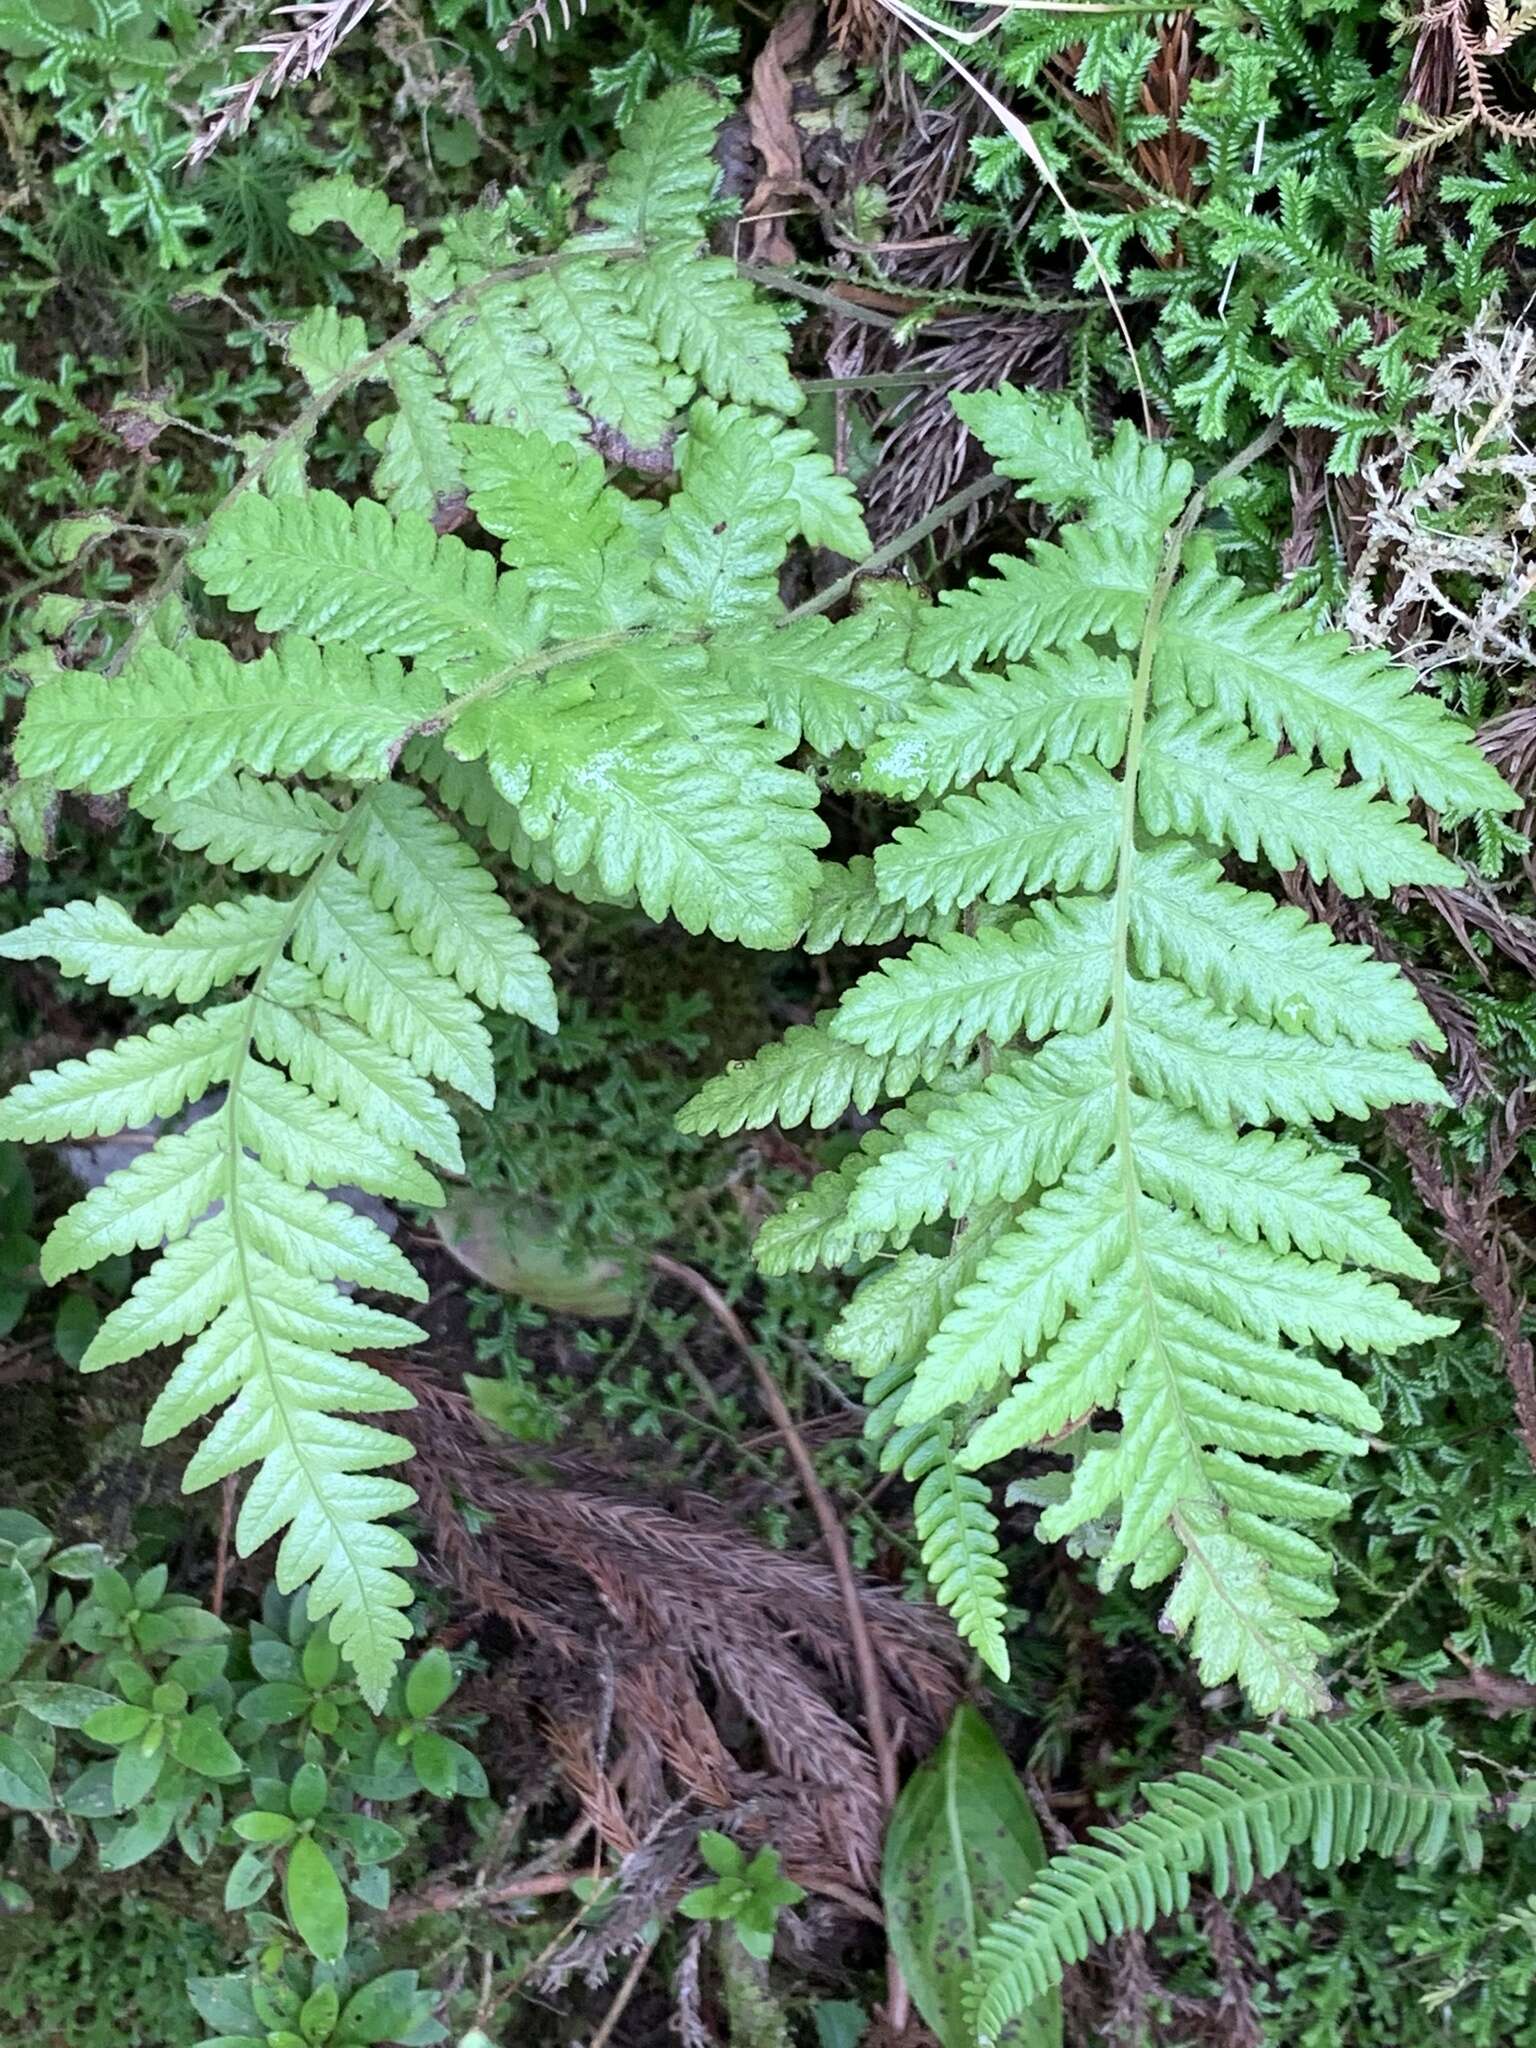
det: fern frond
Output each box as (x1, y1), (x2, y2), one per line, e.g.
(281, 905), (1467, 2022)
(3, 81), (883, 1712)
(972, 1722), (1492, 2039)
(688, 389), (1508, 1708)
(862, 648), (1131, 799)
(1140, 707), (1463, 893)
(140, 776), (345, 876)
(625, 244), (800, 416)
(875, 767), (1123, 914)
(0, 777), (516, 1703)
(801, 858), (951, 953)
(291, 865), (495, 1105)
(431, 281), (587, 440)
(909, 525), (1156, 678)
(829, 900), (1114, 1058)
(724, 612), (916, 754)
(368, 347), (463, 516)
(1158, 560), (1517, 815)
(0, 895), (288, 1003)
(586, 82), (725, 244)
(0, 1008), (247, 1140)
(521, 258), (675, 450)
(905, 1425), (1011, 1678)
(677, 1021), (946, 1137)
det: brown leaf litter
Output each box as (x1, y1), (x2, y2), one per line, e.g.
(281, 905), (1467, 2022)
(392, 1369), (964, 1911)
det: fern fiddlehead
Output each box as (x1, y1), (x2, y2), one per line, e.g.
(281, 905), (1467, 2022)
(685, 390), (1518, 1713)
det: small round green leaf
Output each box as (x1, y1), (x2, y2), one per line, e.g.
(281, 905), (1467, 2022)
(403, 1645), (454, 1720)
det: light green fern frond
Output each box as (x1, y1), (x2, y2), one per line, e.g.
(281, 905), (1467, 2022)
(290, 84), (803, 508)
(6, 97), (898, 1713)
(687, 386), (1517, 1712)
(0, 770), (553, 1705)
(972, 1721), (1491, 2040)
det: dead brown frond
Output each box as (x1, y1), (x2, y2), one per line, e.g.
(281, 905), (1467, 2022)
(854, 311), (1068, 547)
(1388, 1092), (1536, 1465)
(498, 0), (590, 56)
(1040, 8), (1210, 214)
(1390, 0), (1536, 174)
(187, 0), (381, 168)
(828, 0), (893, 64)
(391, 1370), (965, 1910)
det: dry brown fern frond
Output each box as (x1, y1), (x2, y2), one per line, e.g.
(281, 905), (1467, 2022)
(498, 0), (590, 55)
(187, 0), (381, 167)
(392, 1370), (964, 1902)
(1389, 0), (1536, 176)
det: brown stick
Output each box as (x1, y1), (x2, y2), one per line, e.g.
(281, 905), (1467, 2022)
(210, 1476), (237, 1618)
(648, 1253), (910, 2030)
(414, 1869), (580, 1912)
(586, 1931), (662, 2048)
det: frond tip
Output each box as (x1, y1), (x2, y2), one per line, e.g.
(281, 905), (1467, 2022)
(971, 1721), (1492, 2040)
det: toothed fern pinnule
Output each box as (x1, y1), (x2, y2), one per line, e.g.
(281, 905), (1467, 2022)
(685, 390), (1518, 1714)
(0, 86), (903, 1707)
(970, 1719), (1493, 2041)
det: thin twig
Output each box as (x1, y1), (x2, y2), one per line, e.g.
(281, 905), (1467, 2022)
(412, 1869), (581, 1913)
(211, 1476), (237, 1617)
(586, 1931), (661, 2048)
(787, 471), (1011, 620)
(648, 1253), (909, 2029)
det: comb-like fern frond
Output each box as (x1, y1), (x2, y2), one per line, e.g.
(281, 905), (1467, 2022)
(5, 83), (891, 1705)
(687, 389), (1517, 1709)
(972, 1721), (1492, 2040)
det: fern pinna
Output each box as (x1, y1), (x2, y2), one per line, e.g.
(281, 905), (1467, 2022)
(685, 391), (1517, 1716)
(0, 87), (899, 1705)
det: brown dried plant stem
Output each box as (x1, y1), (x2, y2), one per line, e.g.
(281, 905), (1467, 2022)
(648, 1251), (910, 2030)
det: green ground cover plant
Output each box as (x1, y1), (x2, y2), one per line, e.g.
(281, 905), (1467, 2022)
(2, 4), (1534, 2045)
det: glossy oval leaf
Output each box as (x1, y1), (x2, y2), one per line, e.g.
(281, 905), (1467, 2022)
(882, 1705), (1060, 2048)
(0, 1730), (52, 1811)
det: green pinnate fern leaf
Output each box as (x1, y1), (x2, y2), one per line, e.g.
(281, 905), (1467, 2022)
(3, 84), (888, 1708)
(139, 776), (345, 877)
(688, 386), (1512, 1712)
(1156, 557), (1515, 814)
(14, 638), (441, 797)
(0, 896), (288, 1003)
(971, 1721), (1491, 2039)
(586, 81), (725, 243)
(624, 244), (801, 416)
